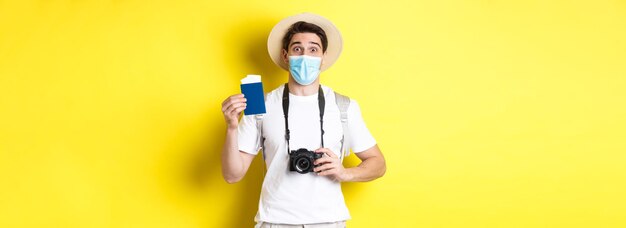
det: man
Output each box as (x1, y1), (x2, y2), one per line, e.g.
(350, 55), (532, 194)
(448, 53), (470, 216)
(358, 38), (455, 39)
(221, 13), (386, 228)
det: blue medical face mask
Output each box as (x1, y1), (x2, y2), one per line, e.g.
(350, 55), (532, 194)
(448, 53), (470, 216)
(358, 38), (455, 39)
(288, 55), (322, 86)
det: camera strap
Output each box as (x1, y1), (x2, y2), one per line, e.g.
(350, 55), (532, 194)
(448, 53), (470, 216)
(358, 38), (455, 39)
(282, 83), (325, 155)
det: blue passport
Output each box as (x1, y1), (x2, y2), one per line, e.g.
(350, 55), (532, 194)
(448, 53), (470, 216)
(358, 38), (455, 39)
(240, 75), (266, 115)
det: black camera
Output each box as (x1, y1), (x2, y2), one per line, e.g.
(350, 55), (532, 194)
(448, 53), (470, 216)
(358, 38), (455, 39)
(289, 148), (323, 174)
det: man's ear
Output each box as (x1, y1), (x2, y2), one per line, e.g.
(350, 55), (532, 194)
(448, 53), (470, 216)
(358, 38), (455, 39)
(282, 49), (288, 65)
(320, 52), (326, 69)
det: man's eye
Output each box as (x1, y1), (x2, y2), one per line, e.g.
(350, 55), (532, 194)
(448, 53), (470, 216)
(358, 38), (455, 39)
(294, 47), (301, 52)
(311, 48), (317, 52)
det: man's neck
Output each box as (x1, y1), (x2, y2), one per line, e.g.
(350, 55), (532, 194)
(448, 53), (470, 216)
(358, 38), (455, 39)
(287, 77), (320, 96)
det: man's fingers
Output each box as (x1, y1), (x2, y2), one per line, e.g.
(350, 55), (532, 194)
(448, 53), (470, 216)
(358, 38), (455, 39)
(223, 104), (236, 115)
(314, 163), (335, 173)
(223, 98), (247, 110)
(315, 148), (338, 158)
(317, 169), (338, 177)
(314, 157), (335, 165)
(222, 96), (246, 110)
(224, 101), (247, 115)
(311, 148), (345, 181)
(325, 151), (338, 158)
(315, 148), (331, 153)
(221, 94), (243, 106)
(229, 105), (246, 117)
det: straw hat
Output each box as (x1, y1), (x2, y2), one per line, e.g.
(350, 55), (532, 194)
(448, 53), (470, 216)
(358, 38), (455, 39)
(267, 13), (343, 71)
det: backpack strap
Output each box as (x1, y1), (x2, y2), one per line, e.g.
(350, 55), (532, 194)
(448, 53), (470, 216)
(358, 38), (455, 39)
(334, 91), (351, 161)
(255, 92), (269, 161)
(255, 114), (265, 161)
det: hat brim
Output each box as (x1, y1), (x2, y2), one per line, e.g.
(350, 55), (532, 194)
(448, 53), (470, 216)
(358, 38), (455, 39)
(267, 13), (343, 72)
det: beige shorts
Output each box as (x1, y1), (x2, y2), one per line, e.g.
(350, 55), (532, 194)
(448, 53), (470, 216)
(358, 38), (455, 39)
(255, 221), (346, 228)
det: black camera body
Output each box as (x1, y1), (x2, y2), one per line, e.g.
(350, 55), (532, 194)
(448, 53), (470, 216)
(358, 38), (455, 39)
(289, 148), (323, 174)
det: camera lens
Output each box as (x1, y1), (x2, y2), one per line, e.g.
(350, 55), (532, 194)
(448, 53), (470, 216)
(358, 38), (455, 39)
(294, 157), (311, 173)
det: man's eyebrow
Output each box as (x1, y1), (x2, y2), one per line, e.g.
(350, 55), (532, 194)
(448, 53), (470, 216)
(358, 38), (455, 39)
(289, 41), (321, 48)
(309, 41), (321, 48)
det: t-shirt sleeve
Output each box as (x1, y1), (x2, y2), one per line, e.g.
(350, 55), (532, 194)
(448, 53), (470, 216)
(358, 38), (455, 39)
(347, 99), (377, 153)
(237, 114), (260, 155)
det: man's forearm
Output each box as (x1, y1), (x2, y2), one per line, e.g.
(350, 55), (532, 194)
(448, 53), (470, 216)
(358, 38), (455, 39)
(344, 156), (386, 182)
(221, 127), (245, 183)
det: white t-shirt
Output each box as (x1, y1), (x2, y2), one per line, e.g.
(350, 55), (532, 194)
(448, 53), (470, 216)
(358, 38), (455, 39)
(238, 84), (376, 224)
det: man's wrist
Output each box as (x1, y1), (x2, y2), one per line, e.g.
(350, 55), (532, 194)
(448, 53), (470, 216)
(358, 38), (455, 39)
(341, 168), (355, 182)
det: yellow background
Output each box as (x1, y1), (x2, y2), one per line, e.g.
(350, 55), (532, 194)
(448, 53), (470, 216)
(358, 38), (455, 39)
(1, 0), (625, 227)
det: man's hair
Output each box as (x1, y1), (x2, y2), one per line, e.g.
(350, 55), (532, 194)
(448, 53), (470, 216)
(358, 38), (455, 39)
(282, 21), (328, 53)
